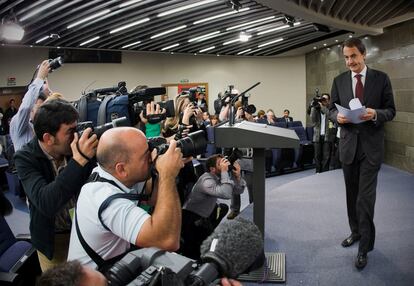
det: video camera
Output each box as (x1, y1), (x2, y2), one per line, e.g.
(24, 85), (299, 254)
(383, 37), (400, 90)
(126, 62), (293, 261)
(81, 82), (175, 126)
(147, 130), (207, 158)
(76, 117), (129, 139)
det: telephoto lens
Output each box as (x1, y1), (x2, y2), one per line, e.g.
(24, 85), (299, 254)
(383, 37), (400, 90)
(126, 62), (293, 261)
(148, 130), (207, 158)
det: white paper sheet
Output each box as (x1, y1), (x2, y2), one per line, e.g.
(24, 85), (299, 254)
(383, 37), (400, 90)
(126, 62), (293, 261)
(335, 99), (367, 124)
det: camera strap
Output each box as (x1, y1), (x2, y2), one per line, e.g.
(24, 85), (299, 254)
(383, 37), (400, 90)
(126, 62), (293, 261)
(74, 172), (150, 272)
(74, 210), (126, 273)
(97, 94), (116, 126)
(86, 172), (150, 231)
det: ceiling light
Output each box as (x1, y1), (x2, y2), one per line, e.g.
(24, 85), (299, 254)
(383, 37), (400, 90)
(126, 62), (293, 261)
(199, 46), (215, 53)
(223, 39), (239, 45)
(67, 9), (111, 29)
(158, 0), (219, 17)
(0, 11), (24, 42)
(323, 43), (327, 46)
(237, 49), (251, 55)
(193, 7), (249, 25)
(36, 35), (50, 44)
(20, 0), (64, 22)
(110, 18), (150, 34)
(257, 22), (300, 35)
(335, 39), (339, 42)
(122, 41), (142, 49)
(188, 31), (220, 42)
(226, 16), (277, 31)
(258, 38), (283, 48)
(119, 0), (144, 8)
(349, 34), (353, 38)
(161, 43), (179, 51)
(257, 24), (289, 35)
(80, 36), (100, 46)
(239, 31), (250, 42)
(313, 46), (317, 49)
(151, 25), (187, 39)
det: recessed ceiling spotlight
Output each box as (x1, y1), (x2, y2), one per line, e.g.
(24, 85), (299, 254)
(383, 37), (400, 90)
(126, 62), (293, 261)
(364, 36), (369, 40)
(323, 43), (327, 46)
(335, 39), (339, 42)
(349, 34), (353, 38)
(313, 46), (317, 49)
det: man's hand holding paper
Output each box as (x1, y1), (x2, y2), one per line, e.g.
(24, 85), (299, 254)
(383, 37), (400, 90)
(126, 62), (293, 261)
(335, 98), (370, 124)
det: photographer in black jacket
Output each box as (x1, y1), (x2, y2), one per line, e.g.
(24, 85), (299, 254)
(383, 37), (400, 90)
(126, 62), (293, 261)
(14, 99), (98, 271)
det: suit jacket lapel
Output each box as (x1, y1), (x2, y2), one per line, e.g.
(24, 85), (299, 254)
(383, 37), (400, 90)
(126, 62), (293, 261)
(363, 67), (374, 106)
(344, 70), (354, 107)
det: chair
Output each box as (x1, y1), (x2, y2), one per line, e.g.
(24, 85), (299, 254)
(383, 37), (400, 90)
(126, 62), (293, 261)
(0, 216), (40, 286)
(306, 126), (314, 142)
(289, 126), (314, 168)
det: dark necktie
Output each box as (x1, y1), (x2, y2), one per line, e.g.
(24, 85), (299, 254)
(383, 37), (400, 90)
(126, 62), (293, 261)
(355, 74), (364, 102)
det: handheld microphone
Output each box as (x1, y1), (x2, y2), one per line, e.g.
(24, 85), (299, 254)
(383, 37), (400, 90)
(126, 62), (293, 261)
(198, 217), (264, 278)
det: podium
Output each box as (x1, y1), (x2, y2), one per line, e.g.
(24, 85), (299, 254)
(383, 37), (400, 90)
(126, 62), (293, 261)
(214, 121), (299, 235)
(214, 121), (299, 283)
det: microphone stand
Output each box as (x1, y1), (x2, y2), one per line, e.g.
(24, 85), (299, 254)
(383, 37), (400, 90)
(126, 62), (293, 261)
(228, 82), (261, 126)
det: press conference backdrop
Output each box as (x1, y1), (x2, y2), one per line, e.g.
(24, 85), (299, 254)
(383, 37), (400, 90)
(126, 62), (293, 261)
(0, 46), (307, 124)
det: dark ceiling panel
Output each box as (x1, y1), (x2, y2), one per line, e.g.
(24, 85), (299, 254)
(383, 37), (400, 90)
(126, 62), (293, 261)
(0, 0), (413, 57)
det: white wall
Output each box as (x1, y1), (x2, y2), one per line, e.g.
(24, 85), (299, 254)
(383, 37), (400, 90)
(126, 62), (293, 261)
(0, 46), (307, 122)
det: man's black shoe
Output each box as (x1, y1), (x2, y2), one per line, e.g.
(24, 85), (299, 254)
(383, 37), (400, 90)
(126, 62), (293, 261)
(341, 234), (361, 247)
(355, 252), (368, 269)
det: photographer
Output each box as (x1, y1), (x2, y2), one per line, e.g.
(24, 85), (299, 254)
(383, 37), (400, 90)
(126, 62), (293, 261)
(310, 93), (336, 173)
(68, 127), (185, 269)
(162, 93), (205, 205)
(14, 99), (98, 271)
(180, 154), (246, 260)
(10, 61), (52, 151)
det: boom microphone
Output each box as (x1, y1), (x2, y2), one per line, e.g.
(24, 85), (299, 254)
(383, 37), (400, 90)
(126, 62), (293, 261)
(199, 217), (264, 278)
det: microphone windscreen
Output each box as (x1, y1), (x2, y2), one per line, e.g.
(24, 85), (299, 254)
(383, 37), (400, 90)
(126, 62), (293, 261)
(199, 217), (264, 278)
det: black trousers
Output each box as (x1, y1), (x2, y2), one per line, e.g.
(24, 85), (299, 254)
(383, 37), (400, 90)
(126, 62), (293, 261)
(180, 203), (228, 260)
(314, 136), (332, 173)
(342, 140), (381, 253)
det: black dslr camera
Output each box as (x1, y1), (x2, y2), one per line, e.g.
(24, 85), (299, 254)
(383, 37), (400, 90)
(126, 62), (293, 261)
(147, 130), (207, 158)
(76, 117), (129, 139)
(224, 148), (243, 171)
(48, 56), (64, 72)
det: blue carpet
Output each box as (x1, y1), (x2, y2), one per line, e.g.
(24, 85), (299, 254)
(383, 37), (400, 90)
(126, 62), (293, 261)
(241, 165), (414, 286)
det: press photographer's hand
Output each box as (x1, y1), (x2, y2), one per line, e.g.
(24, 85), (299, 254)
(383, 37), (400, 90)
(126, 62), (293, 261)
(182, 103), (195, 125)
(71, 128), (98, 166)
(37, 60), (51, 80)
(146, 101), (165, 116)
(231, 160), (241, 180)
(220, 157), (231, 172)
(155, 140), (184, 179)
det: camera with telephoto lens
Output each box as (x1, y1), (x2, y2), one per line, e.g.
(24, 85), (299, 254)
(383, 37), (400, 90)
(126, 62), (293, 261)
(147, 130), (207, 158)
(76, 117), (129, 139)
(48, 56), (63, 71)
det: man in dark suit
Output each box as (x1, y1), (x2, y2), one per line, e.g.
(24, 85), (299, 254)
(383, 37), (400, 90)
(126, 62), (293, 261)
(282, 109), (293, 123)
(329, 38), (395, 269)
